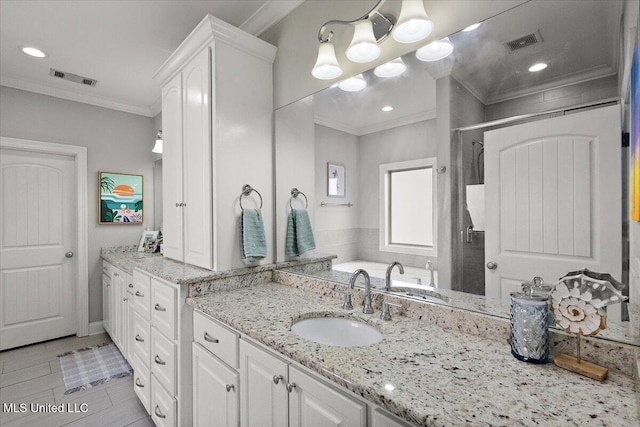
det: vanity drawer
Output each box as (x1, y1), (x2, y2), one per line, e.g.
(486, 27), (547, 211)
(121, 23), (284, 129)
(132, 271), (151, 320)
(193, 310), (239, 369)
(151, 327), (176, 394)
(133, 363), (151, 415)
(131, 311), (151, 369)
(102, 261), (113, 279)
(151, 279), (176, 340)
(152, 374), (177, 427)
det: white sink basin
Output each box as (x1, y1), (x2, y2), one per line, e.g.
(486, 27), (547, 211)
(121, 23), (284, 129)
(291, 316), (383, 347)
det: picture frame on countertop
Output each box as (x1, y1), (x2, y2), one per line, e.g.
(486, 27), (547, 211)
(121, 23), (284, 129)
(138, 229), (159, 253)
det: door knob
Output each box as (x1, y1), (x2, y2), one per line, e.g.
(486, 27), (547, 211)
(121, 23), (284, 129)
(65, 252), (74, 258)
(486, 261), (498, 270)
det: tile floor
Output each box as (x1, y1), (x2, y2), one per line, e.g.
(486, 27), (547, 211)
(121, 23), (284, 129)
(0, 333), (153, 426)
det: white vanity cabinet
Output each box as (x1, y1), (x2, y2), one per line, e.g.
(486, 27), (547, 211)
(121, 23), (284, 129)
(154, 14), (276, 271)
(101, 262), (112, 335)
(131, 269), (192, 427)
(102, 261), (131, 359)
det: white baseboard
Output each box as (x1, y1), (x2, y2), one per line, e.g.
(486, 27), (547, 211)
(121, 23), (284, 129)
(88, 321), (105, 335)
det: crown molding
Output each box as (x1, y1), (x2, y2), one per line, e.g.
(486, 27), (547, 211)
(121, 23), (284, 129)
(150, 97), (162, 117)
(0, 76), (154, 117)
(239, 0), (304, 36)
(315, 109), (437, 137)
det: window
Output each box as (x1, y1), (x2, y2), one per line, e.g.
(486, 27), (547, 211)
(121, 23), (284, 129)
(379, 158), (437, 256)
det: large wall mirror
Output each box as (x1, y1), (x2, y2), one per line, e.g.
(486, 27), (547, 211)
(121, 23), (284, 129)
(274, 0), (636, 346)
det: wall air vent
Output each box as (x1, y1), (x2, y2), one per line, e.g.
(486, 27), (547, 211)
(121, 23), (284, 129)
(504, 31), (543, 52)
(49, 68), (97, 87)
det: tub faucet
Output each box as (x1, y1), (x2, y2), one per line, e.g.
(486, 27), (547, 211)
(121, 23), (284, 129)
(426, 260), (436, 288)
(385, 262), (404, 291)
(349, 269), (373, 314)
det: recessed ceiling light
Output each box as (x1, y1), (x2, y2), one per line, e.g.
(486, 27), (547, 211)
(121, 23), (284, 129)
(20, 46), (47, 58)
(528, 63), (547, 72)
(463, 23), (481, 32)
(381, 106), (394, 112)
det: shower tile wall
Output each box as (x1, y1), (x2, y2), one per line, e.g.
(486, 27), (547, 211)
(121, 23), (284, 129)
(314, 228), (358, 263)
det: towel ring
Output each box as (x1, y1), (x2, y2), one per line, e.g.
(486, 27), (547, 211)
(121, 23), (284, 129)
(290, 188), (308, 209)
(240, 184), (263, 210)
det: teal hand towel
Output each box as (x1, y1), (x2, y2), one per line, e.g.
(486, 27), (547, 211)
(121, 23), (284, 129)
(241, 209), (267, 261)
(286, 208), (316, 256)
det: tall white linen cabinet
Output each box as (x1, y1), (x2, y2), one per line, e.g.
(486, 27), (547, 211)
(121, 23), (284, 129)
(155, 15), (277, 271)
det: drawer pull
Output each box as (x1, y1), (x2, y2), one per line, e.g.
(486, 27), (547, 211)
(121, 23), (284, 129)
(226, 384), (235, 392)
(154, 405), (166, 419)
(135, 291), (144, 297)
(154, 355), (166, 365)
(154, 303), (166, 312)
(204, 332), (219, 343)
(286, 382), (297, 393)
(135, 378), (144, 388)
(128, 283), (134, 288)
(273, 374), (284, 385)
(135, 334), (144, 342)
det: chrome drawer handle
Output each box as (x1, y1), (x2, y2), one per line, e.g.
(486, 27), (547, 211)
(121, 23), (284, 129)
(273, 374), (283, 385)
(204, 332), (219, 343)
(135, 378), (144, 388)
(135, 291), (144, 297)
(154, 355), (166, 365)
(286, 382), (297, 393)
(154, 303), (166, 312)
(128, 283), (134, 288)
(226, 384), (235, 392)
(135, 334), (144, 342)
(154, 405), (166, 419)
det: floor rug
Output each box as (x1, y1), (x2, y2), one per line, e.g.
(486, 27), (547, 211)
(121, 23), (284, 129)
(58, 342), (133, 394)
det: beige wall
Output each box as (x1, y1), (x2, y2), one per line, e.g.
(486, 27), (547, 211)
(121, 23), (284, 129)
(0, 86), (156, 323)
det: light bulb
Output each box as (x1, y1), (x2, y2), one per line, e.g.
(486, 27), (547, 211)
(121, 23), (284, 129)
(346, 20), (381, 63)
(312, 43), (343, 80)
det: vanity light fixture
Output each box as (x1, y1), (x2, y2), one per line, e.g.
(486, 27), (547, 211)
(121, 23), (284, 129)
(20, 45), (47, 58)
(462, 23), (481, 32)
(346, 20), (381, 63)
(152, 130), (163, 154)
(528, 62), (547, 72)
(381, 105), (394, 112)
(374, 57), (407, 78)
(338, 74), (367, 92)
(393, 0), (433, 44)
(416, 37), (454, 62)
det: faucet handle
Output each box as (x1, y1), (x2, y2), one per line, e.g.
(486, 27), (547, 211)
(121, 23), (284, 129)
(380, 301), (402, 321)
(342, 290), (353, 310)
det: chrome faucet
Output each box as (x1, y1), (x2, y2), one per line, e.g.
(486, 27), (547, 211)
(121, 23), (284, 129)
(426, 260), (436, 288)
(349, 269), (373, 314)
(385, 261), (404, 291)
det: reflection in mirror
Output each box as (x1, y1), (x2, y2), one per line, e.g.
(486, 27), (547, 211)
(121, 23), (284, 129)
(274, 0), (636, 346)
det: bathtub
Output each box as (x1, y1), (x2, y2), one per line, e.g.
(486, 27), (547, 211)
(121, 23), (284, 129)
(333, 260), (438, 287)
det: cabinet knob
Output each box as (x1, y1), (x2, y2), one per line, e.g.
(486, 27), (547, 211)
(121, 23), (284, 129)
(135, 291), (144, 297)
(273, 374), (284, 385)
(135, 378), (144, 388)
(204, 332), (219, 343)
(128, 283), (134, 288)
(154, 303), (166, 312)
(286, 383), (297, 393)
(226, 384), (235, 392)
(154, 355), (166, 365)
(154, 405), (166, 419)
(65, 251), (74, 258)
(123, 298), (128, 302)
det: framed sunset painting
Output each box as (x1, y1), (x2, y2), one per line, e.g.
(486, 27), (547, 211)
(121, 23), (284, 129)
(99, 172), (143, 224)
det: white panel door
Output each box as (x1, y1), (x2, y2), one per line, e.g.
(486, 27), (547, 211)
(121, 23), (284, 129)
(182, 47), (213, 269)
(485, 106), (621, 308)
(0, 149), (77, 350)
(239, 340), (288, 427)
(162, 72), (184, 262)
(192, 343), (239, 427)
(289, 366), (366, 427)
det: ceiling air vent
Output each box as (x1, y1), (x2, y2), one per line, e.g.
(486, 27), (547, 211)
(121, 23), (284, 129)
(49, 68), (97, 87)
(504, 30), (543, 52)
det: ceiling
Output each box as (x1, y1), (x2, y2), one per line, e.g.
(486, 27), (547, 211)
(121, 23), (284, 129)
(0, 0), (303, 117)
(311, 0), (623, 136)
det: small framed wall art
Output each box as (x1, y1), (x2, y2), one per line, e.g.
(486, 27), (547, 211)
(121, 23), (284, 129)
(99, 171), (143, 224)
(327, 162), (345, 197)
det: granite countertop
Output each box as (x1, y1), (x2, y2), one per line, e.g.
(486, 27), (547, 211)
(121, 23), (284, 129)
(187, 282), (638, 427)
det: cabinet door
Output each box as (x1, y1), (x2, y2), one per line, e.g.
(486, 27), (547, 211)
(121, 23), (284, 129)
(112, 270), (123, 346)
(289, 366), (366, 427)
(181, 47), (213, 269)
(192, 343), (239, 427)
(102, 273), (111, 334)
(162, 71), (184, 262)
(239, 340), (288, 427)
(121, 273), (131, 360)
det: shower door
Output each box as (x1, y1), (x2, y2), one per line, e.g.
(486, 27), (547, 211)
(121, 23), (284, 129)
(484, 105), (621, 310)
